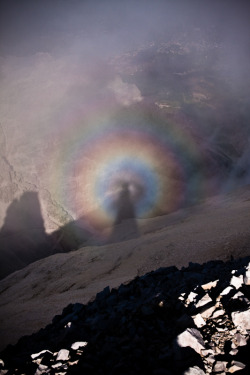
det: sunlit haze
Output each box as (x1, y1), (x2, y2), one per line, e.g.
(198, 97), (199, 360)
(0, 0), (250, 238)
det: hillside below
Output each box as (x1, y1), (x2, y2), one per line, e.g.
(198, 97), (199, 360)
(0, 186), (250, 352)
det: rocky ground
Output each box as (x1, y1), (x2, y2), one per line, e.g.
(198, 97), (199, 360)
(1, 256), (250, 374)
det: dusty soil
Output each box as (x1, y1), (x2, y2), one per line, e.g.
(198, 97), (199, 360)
(0, 185), (250, 351)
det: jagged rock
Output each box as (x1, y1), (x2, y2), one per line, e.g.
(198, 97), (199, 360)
(229, 349), (238, 355)
(200, 304), (216, 319)
(52, 362), (63, 369)
(195, 294), (212, 308)
(56, 349), (70, 361)
(212, 309), (225, 318)
(35, 364), (49, 375)
(231, 309), (250, 331)
(177, 328), (206, 354)
(71, 341), (88, 350)
(193, 313), (206, 328)
(1, 257), (250, 374)
(186, 291), (198, 305)
(235, 333), (247, 346)
(205, 355), (215, 365)
(243, 263), (250, 285)
(221, 286), (234, 296)
(213, 361), (227, 372)
(201, 280), (218, 290)
(228, 360), (246, 373)
(231, 342), (237, 349)
(230, 275), (243, 289)
(183, 366), (206, 375)
(31, 350), (53, 360)
(200, 349), (214, 357)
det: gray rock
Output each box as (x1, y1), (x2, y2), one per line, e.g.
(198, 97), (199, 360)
(229, 349), (238, 355)
(201, 280), (218, 290)
(212, 309), (225, 318)
(186, 291), (198, 305)
(228, 361), (246, 373)
(56, 349), (70, 361)
(177, 328), (205, 354)
(183, 366), (206, 375)
(52, 362), (63, 369)
(71, 341), (88, 350)
(230, 275), (243, 289)
(243, 264), (250, 285)
(221, 286), (234, 296)
(213, 361), (227, 372)
(31, 350), (53, 360)
(205, 356), (216, 365)
(195, 294), (212, 308)
(200, 349), (214, 357)
(193, 313), (206, 328)
(35, 364), (49, 375)
(235, 333), (247, 346)
(231, 309), (250, 331)
(200, 305), (216, 319)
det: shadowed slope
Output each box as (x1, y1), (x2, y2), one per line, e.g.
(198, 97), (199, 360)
(0, 185), (250, 351)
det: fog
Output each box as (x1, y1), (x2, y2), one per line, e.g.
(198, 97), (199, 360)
(0, 0), (250, 235)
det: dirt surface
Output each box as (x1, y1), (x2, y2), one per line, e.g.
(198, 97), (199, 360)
(0, 186), (250, 351)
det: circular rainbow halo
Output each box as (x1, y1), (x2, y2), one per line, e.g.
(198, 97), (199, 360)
(61, 126), (186, 233)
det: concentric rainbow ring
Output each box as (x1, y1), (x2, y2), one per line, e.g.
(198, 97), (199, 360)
(43, 105), (208, 237)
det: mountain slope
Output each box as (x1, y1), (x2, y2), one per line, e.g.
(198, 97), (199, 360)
(0, 186), (250, 351)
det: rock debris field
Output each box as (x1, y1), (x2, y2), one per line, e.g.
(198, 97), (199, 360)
(1, 256), (250, 375)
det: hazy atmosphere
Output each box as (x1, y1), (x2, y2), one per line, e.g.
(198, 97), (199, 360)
(0, 0), (250, 276)
(1, 2), (250, 371)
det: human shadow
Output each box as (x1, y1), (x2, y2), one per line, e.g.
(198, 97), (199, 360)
(107, 182), (140, 243)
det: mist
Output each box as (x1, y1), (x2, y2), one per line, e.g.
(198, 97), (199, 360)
(0, 0), (250, 236)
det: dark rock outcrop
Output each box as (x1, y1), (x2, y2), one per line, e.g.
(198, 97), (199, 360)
(1, 257), (250, 374)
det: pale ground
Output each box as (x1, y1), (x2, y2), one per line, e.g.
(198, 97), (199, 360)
(0, 186), (250, 351)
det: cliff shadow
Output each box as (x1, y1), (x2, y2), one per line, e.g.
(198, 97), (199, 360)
(0, 192), (55, 279)
(0, 184), (141, 280)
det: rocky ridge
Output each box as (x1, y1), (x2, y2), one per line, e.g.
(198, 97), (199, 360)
(1, 256), (250, 375)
